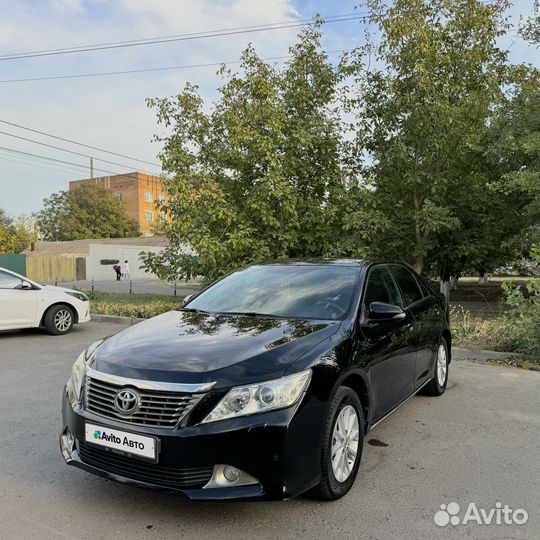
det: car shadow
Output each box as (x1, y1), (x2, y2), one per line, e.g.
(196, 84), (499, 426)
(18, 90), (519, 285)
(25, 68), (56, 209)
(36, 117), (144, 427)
(0, 325), (89, 338)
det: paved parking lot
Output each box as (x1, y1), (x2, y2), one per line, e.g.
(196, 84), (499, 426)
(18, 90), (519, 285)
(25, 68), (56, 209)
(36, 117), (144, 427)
(1, 322), (539, 540)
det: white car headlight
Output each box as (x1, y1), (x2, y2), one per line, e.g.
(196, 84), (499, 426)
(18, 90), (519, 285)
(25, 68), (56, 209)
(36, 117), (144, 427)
(202, 369), (312, 424)
(69, 340), (103, 403)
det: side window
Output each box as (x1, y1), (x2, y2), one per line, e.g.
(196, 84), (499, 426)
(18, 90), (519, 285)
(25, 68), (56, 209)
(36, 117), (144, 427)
(363, 266), (402, 310)
(390, 265), (423, 307)
(0, 271), (22, 289)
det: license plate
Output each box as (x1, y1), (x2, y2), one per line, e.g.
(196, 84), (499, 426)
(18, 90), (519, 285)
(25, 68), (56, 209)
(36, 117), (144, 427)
(85, 423), (157, 461)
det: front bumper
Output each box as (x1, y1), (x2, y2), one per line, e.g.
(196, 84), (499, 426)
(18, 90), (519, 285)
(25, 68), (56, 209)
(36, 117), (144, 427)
(76, 302), (91, 324)
(61, 386), (325, 501)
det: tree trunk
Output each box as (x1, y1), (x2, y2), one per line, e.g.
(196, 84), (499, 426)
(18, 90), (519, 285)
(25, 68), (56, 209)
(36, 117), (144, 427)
(440, 279), (451, 302)
(413, 253), (423, 275)
(478, 270), (489, 285)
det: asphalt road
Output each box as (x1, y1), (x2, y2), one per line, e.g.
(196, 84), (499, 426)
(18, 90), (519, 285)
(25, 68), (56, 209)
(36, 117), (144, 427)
(1, 322), (539, 540)
(58, 280), (198, 297)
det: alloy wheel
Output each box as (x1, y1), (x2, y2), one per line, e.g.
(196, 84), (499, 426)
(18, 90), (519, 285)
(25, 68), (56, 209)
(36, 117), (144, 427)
(331, 404), (359, 483)
(437, 343), (447, 387)
(54, 309), (72, 331)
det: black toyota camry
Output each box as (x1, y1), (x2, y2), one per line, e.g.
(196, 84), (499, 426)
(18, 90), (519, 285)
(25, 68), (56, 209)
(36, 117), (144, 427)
(60, 260), (451, 501)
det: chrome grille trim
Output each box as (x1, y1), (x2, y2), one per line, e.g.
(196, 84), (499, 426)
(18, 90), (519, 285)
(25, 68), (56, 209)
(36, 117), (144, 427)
(84, 369), (212, 429)
(86, 367), (215, 393)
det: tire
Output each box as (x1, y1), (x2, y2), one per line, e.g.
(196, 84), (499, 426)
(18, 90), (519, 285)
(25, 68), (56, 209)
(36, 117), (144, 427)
(44, 305), (74, 335)
(422, 337), (449, 396)
(310, 386), (364, 500)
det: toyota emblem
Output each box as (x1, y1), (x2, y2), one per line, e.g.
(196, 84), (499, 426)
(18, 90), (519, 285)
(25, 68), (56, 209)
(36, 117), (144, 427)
(113, 389), (140, 415)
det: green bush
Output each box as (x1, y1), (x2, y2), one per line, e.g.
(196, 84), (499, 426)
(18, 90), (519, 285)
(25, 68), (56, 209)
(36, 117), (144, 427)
(452, 248), (540, 361)
(87, 292), (183, 319)
(498, 255), (539, 358)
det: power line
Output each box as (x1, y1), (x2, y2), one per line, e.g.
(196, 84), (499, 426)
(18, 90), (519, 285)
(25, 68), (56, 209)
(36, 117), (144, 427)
(0, 148), (94, 174)
(0, 153), (86, 176)
(0, 14), (367, 61)
(0, 119), (161, 168)
(0, 129), (158, 173)
(0, 145), (149, 179)
(0, 48), (352, 83)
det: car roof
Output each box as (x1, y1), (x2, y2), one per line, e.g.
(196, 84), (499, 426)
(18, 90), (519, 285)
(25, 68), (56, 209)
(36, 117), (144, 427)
(255, 258), (368, 267)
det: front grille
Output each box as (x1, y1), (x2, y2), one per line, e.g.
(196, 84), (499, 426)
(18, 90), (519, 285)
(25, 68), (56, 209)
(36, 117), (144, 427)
(84, 375), (203, 428)
(77, 441), (213, 489)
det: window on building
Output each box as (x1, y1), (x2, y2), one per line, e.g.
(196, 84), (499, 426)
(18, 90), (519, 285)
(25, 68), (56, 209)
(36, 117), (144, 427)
(145, 211), (154, 221)
(144, 192), (153, 202)
(159, 211), (166, 221)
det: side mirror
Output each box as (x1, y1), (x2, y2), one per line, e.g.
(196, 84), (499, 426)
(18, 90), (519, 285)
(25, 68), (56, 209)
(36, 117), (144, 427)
(20, 280), (33, 290)
(368, 301), (406, 322)
(182, 294), (194, 306)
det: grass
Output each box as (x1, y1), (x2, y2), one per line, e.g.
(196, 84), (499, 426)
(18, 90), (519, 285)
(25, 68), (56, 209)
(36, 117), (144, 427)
(451, 305), (539, 364)
(87, 291), (183, 319)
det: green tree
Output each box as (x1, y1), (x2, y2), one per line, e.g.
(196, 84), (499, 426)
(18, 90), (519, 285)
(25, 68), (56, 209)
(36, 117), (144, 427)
(519, 0), (540, 46)
(142, 23), (349, 282)
(0, 209), (36, 253)
(470, 67), (540, 274)
(37, 183), (139, 241)
(343, 0), (510, 286)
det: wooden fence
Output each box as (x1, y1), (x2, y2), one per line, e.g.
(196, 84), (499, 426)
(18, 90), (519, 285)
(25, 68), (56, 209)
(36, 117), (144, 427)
(26, 255), (77, 283)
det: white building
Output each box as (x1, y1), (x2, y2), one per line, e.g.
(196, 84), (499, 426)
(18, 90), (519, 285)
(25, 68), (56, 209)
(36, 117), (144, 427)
(24, 237), (192, 282)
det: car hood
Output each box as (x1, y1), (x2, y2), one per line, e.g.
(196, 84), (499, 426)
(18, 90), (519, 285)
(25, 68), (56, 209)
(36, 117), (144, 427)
(41, 284), (79, 294)
(94, 310), (341, 387)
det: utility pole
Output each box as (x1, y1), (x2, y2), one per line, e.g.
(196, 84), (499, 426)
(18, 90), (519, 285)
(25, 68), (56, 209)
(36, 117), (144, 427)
(90, 157), (94, 180)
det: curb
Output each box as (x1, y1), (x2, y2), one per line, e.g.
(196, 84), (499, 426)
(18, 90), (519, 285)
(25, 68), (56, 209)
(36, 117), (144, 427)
(453, 347), (524, 360)
(91, 314), (144, 325)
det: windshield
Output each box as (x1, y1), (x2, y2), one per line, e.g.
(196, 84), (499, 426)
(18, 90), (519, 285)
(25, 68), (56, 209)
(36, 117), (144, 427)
(186, 264), (361, 320)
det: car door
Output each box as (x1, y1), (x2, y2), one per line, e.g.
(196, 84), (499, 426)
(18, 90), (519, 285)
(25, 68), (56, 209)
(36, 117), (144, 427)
(0, 270), (38, 330)
(356, 265), (416, 421)
(388, 265), (441, 390)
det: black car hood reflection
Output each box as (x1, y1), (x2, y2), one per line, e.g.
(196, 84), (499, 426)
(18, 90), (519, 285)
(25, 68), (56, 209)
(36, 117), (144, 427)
(94, 310), (341, 387)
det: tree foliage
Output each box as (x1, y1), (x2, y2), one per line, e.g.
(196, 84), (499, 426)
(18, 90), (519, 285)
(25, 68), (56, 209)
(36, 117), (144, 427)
(519, 0), (540, 46)
(37, 183), (139, 241)
(343, 0), (511, 277)
(144, 2), (539, 285)
(0, 209), (36, 254)
(142, 23), (350, 282)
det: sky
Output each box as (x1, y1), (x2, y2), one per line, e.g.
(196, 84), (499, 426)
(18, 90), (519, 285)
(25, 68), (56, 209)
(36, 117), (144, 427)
(0, 0), (536, 216)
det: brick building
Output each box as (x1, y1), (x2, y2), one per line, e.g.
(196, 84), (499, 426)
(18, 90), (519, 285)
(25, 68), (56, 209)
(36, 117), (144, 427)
(69, 172), (166, 236)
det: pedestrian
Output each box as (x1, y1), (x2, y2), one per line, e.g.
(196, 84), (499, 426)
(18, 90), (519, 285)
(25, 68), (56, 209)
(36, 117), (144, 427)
(113, 263), (121, 281)
(121, 259), (130, 280)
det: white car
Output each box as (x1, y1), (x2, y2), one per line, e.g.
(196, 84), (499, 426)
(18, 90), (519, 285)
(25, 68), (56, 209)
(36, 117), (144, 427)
(0, 267), (91, 335)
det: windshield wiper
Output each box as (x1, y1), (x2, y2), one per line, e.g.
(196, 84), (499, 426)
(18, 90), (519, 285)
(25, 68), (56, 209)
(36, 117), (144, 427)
(215, 311), (285, 319)
(180, 307), (208, 314)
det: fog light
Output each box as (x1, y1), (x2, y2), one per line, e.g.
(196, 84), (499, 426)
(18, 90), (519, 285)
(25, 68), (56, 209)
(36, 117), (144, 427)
(223, 466), (240, 482)
(203, 464), (259, 489)
(60, 428), (75, 461)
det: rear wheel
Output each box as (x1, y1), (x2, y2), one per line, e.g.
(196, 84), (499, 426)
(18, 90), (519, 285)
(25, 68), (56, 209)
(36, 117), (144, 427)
(310, 386), (364, 500)
(44, 305), (74, 335)
(423, 338), (449, 396)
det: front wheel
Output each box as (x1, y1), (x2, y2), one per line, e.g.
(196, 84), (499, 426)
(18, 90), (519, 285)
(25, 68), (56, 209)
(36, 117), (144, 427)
(310, 386), (364, 500)
(423, 338), (449, 396)
(44, 305), (74, 335)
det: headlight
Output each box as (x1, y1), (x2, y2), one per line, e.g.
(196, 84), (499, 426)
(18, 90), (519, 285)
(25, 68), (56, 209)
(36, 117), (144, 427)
(202, 369), (311, 424)
(68, 340), (103, 403)
(66, 291), (88, 302)
(70, 351), (86, 402)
